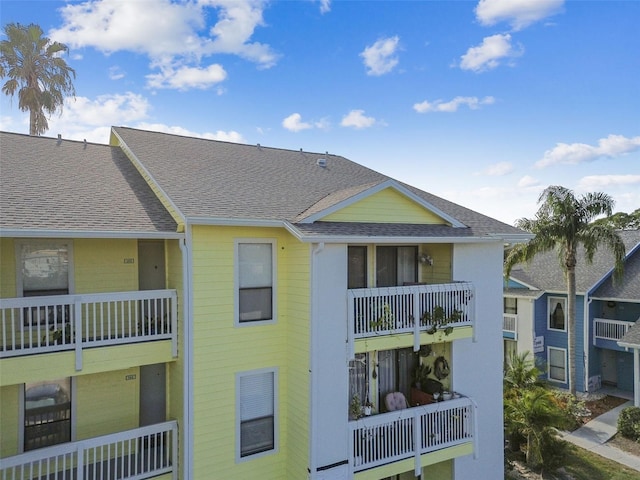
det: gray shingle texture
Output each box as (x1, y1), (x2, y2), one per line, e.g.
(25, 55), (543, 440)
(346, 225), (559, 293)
(509, 230), (640, 295)
(113, 127), (524, 239)
(1, 131), (177, 234)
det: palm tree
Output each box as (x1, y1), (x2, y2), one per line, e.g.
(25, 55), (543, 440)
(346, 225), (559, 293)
(505, 186), (625, 396)
(0, 23), (75, 136)
(504, 350), (543, 392)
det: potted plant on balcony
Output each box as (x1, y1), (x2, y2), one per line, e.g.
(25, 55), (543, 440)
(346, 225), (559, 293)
(350, 394), (363, 420)
(363, 396), (373, 416)
(48, 322), (73, 344)
(369, 303), (395, 332)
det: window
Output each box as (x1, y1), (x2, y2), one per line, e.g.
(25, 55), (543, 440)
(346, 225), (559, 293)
(236, 241), (275, 324)
(376, 246), (418, 287)
(504, 297), (517, 315)
(548, 347), (567, 383)
(348, 246), (367, 289)
(548, 297), (566, 331)
(349, 353), (368, 409)
(18, 241), (73, 327)
(24, 378), (71, 451)
(237, 369), (278, 460)
(377, 348), (417, 409)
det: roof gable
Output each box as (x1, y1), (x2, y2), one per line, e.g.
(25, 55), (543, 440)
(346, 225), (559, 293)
(298, 180), (464, 226)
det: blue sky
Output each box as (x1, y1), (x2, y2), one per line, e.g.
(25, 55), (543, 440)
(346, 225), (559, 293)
(1, 0), (638, 225)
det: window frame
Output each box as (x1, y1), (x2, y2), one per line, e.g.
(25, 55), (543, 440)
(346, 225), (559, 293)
(19, 377), (76, 453)
(234, 239), (277, 327)
(547, 346), (567, 383)
(16, 240), (75, 298)
(236, 367), (279, 462)
(547, 296), (567, 332)
(504, 297), (517, 315)
(375, 245), (418, 287)
(348, 245), (368, 289)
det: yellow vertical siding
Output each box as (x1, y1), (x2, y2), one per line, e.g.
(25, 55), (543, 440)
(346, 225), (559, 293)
(0, 238), (17, 298)
(323, 188), (447, 224)
(0, 384), (20, 457)
(75, 368), (139, 440)
(419, 244), (452, 284)
(189, 225), (309, 479)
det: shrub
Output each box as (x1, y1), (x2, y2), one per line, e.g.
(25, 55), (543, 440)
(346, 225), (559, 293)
(617, 406), (640, 441)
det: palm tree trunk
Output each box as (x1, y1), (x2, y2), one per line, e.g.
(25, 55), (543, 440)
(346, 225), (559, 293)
(29, 108), (37, 136)
(567, 265), (577, 396)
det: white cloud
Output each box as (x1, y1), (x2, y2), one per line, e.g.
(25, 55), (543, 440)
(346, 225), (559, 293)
(517, 175), (539, 188)
(340, 110), (376, 129)
(282, 113), (313, 132)
(414, 96), (495, 113)
(577, 174), (640, 189)
(535, 134), (640, 167)
(459, 34), (523, 72)
(136, 122), (244, 143)
(49, 0), (278, 90)
(483, 161), (514, 176)
(319, 0), (331, 14)
(108, 66), (125, 80)
(282, 113), (330, 132)
(360, 36), (400, 76)
(475, 0), (564, 31)
(146, 63), (227, 90)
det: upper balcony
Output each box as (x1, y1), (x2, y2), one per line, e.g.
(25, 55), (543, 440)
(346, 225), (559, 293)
(347, 282), (475, 356)
(594, 317), (635, 351)
(349, 395), (476, 477)
(0, 289), (178, 384)
(503, 314), (517, 340)
(1, 420), (177, 480)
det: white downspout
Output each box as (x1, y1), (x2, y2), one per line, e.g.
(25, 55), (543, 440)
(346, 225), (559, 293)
(585, 296), (592, 393)
(634, 349), (640, 407)
(309, 242), (324, 480)
(179, 224), (194, 480)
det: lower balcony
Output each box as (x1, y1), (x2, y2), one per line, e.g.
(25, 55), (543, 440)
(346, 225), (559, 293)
(1, 420), (177, 480)
(349, 396), (476, 476)
(594, 317), (635, 350)
(0, 290), (177, 380)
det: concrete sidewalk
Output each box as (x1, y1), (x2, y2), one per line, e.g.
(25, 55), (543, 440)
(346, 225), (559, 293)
(562, 400), (640, 471)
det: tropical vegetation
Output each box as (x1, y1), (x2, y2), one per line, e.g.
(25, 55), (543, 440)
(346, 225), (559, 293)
(505, 185), (626, 396)
(0, 22), (75, 136)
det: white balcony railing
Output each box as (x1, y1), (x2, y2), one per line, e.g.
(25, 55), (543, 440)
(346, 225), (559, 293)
(0, 289), (178, 369)
(349, 397), (476, 475)
(503, 314), (517, 338)
(1, 420), (177, 480)
(594, 317), (635, 342)
(347, 282), (475, 358)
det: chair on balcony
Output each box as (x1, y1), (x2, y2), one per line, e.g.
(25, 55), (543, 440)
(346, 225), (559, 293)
(384, 392), (408, 411)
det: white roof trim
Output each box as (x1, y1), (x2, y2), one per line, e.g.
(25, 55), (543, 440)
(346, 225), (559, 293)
(0, 229), (184, 239)
(185, 217), (285, 228)
(299, 179), (467, 228)
(506, 277), (538, 291)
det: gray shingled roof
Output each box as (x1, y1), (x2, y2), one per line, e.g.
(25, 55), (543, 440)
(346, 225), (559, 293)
(619, 321), (640, 348)
(509, 230), (640, 294)
(503, 287), (542, 299)
(0, 131), (178, 235)
(112, 126), (525, 239)
(593, 244), (640, 300)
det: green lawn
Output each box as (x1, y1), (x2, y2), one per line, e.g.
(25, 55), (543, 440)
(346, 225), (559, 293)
(506, 443), (640, 479)
(562, 444), (640, 480)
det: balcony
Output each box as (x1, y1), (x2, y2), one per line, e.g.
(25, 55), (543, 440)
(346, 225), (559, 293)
(503, 314), (517, 339)
(0, 289), (177, 372)
(347, 282), (475, 357)
(349, 396), (476, 476)
(1, 420), (177, 480)
(594, 317), (635, 350)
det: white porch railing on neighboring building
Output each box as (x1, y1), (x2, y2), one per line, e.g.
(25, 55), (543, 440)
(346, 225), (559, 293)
(594, 317), (635, 342)
(0, 420), (177, 480)
(347, 282), (475, 358)
(0, 289), (178, 369)
(503, 314), (517, 338)
(349, 396), (475, 475)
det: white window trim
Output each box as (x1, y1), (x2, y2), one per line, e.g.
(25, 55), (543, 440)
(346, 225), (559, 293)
(547, 296), (567, 332)
(234, 238), (277, 327)
(15, 239), (75, 297)
(18, 377), (76, 453)
(547, 346), (567, 384)
(235, 367), (279, 463)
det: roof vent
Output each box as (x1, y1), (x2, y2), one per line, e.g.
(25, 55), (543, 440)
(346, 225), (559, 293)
(317, 158), (327, 168)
